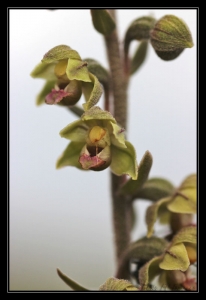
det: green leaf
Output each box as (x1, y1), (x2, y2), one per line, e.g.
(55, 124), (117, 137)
(30, 62), (57, 80)
(57, 268), (89, 291)
(99, 277), (138, 291)
(81, 106), (116, 123)
(159, 243), (190, 272)
(138, 256), (163, 290)
(146, 197), (171, 237)
(134, 177), (175, 201)
(59, 120), (88, 142)
(119, 150), (153, 195)
(42, 45), (81, 63)
(91, 9), (116, 35)
(110, 141), (138, 180)
(56, 141), (85, 169)
(66, 59), (91, 83)
(82, 73), (103, 111)
(35, 80), (56, 106)
(130, 41), (148, 75)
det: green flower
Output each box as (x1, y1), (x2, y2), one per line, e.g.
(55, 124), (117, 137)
(56, 106), (138, 179)
(138, 225), (197, 291)
(145, 174), (197, 237)
(30, 45), (102, 110)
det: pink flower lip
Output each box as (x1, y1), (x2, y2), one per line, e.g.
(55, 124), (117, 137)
(45, 89), (69, 104)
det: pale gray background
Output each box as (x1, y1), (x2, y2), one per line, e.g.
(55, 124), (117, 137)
(10, 9), (197, 291)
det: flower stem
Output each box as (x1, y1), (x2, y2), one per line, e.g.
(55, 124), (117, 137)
(104, 9), (132, 273)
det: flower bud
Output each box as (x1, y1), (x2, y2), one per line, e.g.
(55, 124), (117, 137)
(150, 15), (193, 61)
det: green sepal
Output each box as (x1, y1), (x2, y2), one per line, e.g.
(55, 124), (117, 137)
(134, 177), (175, 201)
(99, 277), (138, 291)
(82, 73), (103, 111)
(138, 255), (163, 290)
(110, 141), (138, 180)
(130, 41), (148, 75)
(81, 106), (116, 123)
(171, 225), (196, 246)
(59, 119), (88, 142)
(35, 80), (56, 106)
(124, 16), (156, 55)
(30, 62), (56, 80)
(159, 243), (190, 272)
(119, 150), (153, 195)
(146, 197), (171, 237)
(57, 268), (89, 291)
(42, 45), (81, 63)
(91, 9), (116, 35)
(56, 141), (85, 169)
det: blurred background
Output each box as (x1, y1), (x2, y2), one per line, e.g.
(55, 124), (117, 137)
(9, 9), (197, 291)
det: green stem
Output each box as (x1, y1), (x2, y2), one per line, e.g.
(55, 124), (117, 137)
(104, 9), (132, 272)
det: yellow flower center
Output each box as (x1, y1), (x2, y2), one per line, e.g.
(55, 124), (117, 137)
(89, 126), (106, 144)
(54, 59), (68, 78)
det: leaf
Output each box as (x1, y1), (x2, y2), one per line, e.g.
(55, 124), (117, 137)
(130, 41), (148, 75)
(91, 10), (116, 35)
(134, 177), (175, 201)
(42, 45), (81, 63)
(145, 197), (171, 237)
(82, 73), (103, 111)
(99, 277), (138, 291)
(159, 243), (190, 272)
(59, 120), (88, 142)
(57, 268), (89, 291)
(119, 150), (153, 195)
(56, 141), (85, 169)
(110, 141), (138, 180)
(35, 80), (56, 106)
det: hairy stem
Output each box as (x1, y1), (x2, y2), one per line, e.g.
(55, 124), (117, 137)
(104, 9), (132, 272)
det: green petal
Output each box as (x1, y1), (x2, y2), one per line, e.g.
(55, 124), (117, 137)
(179, 173), (197, 189)
(110, 141), (138, 180)
(119, 150), (153, 196)
(99, 277), (138, 291)
(138, 256), (163, 290)
(59, 120), (88, 142)
(35, 80), (56, 106)
(57, 268), (89, 291)
(159, 243), (190, 272)
(82, 73), (103, 111)
(171, 225), (196, 246)
(66, 59), (92, 82)
(146, 197), (172, 238)
(167, 188), (196, 214)
(42, 45), (81, 63)
(30, 62), (56, 80)
(109, 122), (127, 148)
(81, 106), (116, 123)
(91, 9), (116, 35)
(56, 141), (85, 169)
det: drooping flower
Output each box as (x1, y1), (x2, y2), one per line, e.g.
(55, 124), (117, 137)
(56, 106), (138, 179)
(30, 45), (102, 110)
